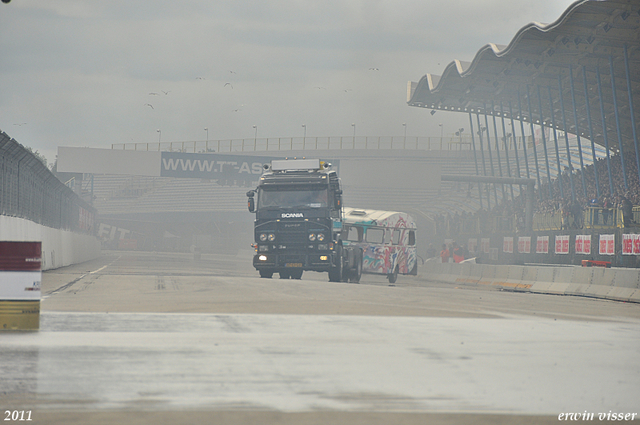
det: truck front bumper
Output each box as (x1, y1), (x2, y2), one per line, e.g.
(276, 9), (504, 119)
(253, 252), (336, 272)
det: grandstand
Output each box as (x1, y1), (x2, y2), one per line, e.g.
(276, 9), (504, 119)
(407, 0), (639, 267)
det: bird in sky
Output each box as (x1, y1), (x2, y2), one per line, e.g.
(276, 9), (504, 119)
(369, 67), (379, 71)
(13, 122), (27, 126)
(224, 82), (233, 89)
(161, 90), (170, 95)
(149, 92), (159, 95)
(145, 104), (154, 109)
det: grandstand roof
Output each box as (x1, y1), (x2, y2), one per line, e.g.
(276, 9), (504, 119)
(407, 0), (640, 154)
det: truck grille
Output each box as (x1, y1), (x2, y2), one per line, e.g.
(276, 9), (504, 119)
(277, 221), (307, 247)
(278, 231), (306, 246)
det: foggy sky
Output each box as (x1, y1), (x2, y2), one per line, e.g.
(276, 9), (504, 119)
(0, 0), (576, 165)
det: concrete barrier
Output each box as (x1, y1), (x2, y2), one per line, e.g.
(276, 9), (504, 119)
(420, 260), (640, 303)
(0, 216), (100, 271)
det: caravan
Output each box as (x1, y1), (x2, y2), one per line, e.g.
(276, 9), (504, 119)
(342, 208), (417, 283)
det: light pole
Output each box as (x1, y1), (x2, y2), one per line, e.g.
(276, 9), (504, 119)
(204, 127), (208, 142)
(157, 129), (161, 143)
(403, 123), (407, 142)
(302, 124), (307, 148)
(351, 123), (356, 145)
(253, 125), (257, 142)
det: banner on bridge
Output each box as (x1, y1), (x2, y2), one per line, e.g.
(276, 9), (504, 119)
(159, 152), (277, 181)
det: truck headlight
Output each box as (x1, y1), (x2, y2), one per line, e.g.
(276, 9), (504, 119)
(268, 233), (276, 241)
(259, 233), (268, 242)
(317, 233), (325, 242)
(308, 233), (316, 241)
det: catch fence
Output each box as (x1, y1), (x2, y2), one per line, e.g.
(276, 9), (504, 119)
(0, 131), (95, 233)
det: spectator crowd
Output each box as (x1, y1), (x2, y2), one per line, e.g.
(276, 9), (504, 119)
(435, 153), (638, 237)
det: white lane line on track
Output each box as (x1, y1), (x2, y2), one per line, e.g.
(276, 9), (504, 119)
(43, 256), (121, 298)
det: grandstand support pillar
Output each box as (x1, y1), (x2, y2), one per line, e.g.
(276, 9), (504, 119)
(609, 55), (629, 191)
(499, 102), (515, 201)
(508, 101), (523, 180)
(596, 66), (615, 196)
(582, 66), (600, 198)
(475, 113), (492, 210)
(536, 85), (553, 195)
(558, 75), (577, 202)
(547, 86), (564, 199)
(490, 101), (508, 201)
(623, 44), (640, 189)
(516, 90), (531, 180)
(569, 65), (588, 199)
(468, 112), (484, 209)
(482, 105), (500, 206)
(525, 86), (543, 199)
(525, 180), (534, 232)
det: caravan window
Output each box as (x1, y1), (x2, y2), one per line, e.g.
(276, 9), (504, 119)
(366, 228), (384, 244)
(392, 229), (401, 245)
(409, 230), (416, 246)
(346, 226), (363, 242)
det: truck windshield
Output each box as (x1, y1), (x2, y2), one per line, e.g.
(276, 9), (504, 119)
(258, 188), (329, 209)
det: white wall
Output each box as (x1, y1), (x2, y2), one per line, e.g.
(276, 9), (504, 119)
(0, 216), (101, 271)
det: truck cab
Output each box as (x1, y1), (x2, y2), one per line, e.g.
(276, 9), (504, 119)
(247, 159), (362, 282)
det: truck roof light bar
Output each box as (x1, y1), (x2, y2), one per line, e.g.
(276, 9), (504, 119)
(271, 159), (320, 171)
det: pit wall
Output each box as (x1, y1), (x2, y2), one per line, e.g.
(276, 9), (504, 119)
(420, 259), (640, 303)
(0, 216), (100, 271)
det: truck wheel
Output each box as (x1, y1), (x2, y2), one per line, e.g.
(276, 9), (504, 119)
(349, 249), (362, 283)
(279, 271), (290, 279)
(328, 248), (343, 282)
(259, 270), (273, 278)
(328, 264), (342, 282)
(387, 265), (398, 284)
(291, 270), (303, 280)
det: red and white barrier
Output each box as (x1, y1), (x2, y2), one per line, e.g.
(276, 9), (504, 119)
(0, 241), (41, 331)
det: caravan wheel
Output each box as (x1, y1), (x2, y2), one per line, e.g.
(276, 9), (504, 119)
(387, 265), (398, 284)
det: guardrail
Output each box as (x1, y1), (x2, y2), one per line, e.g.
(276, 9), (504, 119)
(438, 207), (638, 239)
(111, 136), (479, 153)
(529, 208), (637, 232)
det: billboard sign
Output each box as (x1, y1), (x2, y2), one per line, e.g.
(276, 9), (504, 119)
(160, 152), (276, 181)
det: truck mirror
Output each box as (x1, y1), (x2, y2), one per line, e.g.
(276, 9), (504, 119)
(248, 197), (255, 212)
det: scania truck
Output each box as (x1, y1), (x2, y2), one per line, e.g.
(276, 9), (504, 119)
(246, 158), (362, 282)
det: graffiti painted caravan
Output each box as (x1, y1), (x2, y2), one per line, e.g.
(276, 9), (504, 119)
(342, 207), (417, 283)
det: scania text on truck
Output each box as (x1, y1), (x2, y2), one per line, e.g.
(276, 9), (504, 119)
(246, 159), (362, 282)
